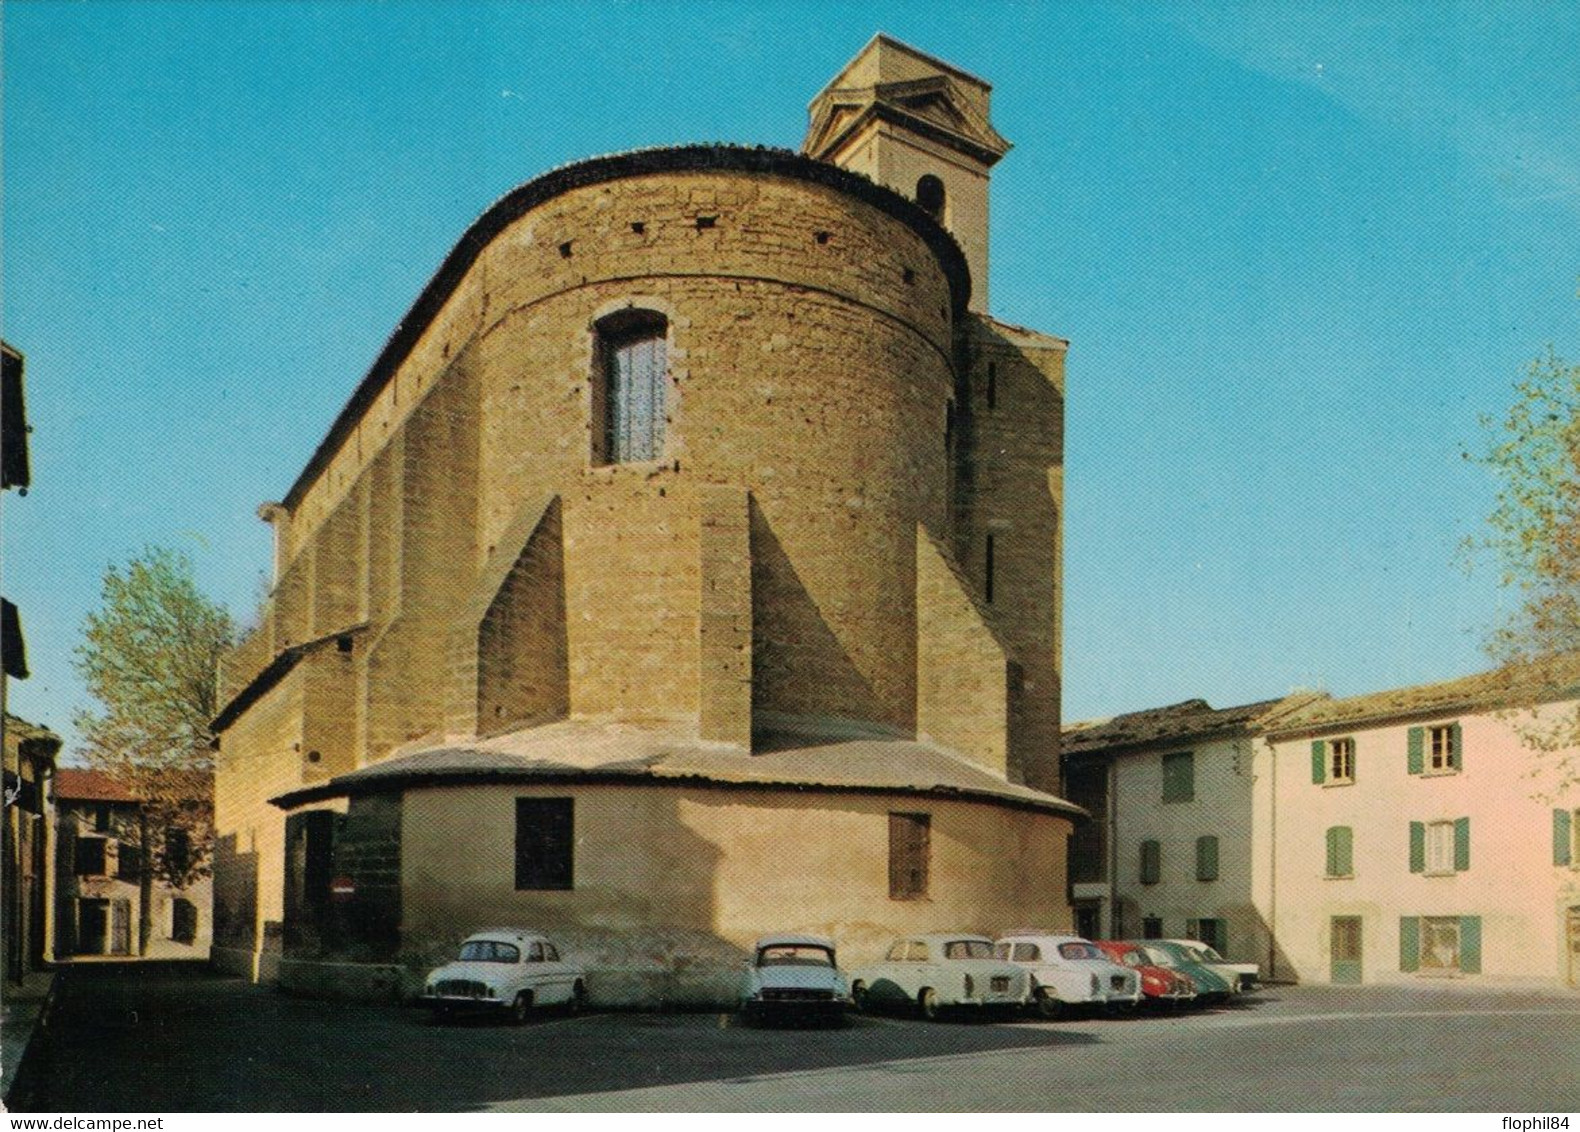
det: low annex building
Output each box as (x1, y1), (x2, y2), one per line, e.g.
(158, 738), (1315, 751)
(1065, 660), (1580, 988)
(211, 37), (1076, 1003)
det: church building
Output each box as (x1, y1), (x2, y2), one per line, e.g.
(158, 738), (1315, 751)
(210, 36), (1077, 1003)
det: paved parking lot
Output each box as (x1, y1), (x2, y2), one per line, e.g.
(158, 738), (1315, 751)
(10, 963), (1579, 1111)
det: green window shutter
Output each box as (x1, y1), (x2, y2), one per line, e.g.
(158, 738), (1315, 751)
(1325, 827), (1338, 876)
(1399, 916), (1420, 972)
(1409, 821), (1425, 873)
(1407, 727), (1424, 775)
(1336, 826), (1353, 876)
(1311, 740), (1327, 784)
(1140, 839), (1161, 884)
(1450, 721), (1463, 771)
(1196, 835), (1219, 881)
(1459, 916), (1481, 974)
(1454, 816), (1470, 872)
(1555, 809), (1574, 867)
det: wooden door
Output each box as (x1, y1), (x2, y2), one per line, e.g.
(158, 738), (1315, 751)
(1567, 908), (1580, 988)
(77, 899), (108, 955)
(1330, 916), (1362, 984)
(110, 899), (132, 955)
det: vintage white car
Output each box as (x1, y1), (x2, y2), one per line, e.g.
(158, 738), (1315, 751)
(738, 934), (851, 1026)
(994, 932), (1143, 1016)
(849, 934), (1029, 1020)
(1163, 938), (1258, 992)
(419, 929), (587, 1022)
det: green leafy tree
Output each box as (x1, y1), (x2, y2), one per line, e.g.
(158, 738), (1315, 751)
(73, 546), (233, 952)
(1473, 348), (1580, 790)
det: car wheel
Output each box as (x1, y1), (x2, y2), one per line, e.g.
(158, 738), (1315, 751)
(918, 987), (940, 1021)
(568, 981), (587, 1015)
(1034, 988), (1062, 1020)
(850, 980), (868, 1013)
(509, 991), (532, 1025)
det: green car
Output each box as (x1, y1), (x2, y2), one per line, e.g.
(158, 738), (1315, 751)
(1131, 941), (1234, 1005)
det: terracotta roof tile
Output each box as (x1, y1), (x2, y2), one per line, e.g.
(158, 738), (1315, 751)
(54, 768), (139, 802)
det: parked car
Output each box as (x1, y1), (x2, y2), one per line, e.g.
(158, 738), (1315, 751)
(1163, 938), (1260, 992)
(1128, 940), (1234, 1004)
(1093, 939), (1197, 1008)
(993, 932), (1142, 1017)
(738, 934), (851, 1026)
(419, 929), (587, 1022)
(849, 934), (1029, 1020)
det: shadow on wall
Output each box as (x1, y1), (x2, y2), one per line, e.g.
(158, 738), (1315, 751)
(748, 497), (884, 744)
(210, 832), (260, 975)
(961, 319), (1064, 792)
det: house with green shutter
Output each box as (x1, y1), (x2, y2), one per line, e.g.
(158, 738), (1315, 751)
(1061, 693), (1319, 970)
(1065, 658), (1580, 988)
(1261, 658), (1580, 987)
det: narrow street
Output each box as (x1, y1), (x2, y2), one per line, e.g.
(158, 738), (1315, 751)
(10, 963), (1580, 1112)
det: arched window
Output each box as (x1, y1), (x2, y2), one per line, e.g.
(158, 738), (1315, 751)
(593, 309), (667, 464)
(915, 174), (946, 220)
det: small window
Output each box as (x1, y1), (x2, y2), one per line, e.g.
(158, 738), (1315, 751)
(1186, 918), (1227, 954)
(527, 942), (546, 962)
(1012, 942), (1040, 962)
(984, 533), (995, 604)
(543, 943), (560, 962)
(593, 309), (668, 465)
(1141, 915), (1163, 940)
(1425, 820), (1456, 875)
(889, 812), (930, 900)
(1409, 723), (1462, 776)
(515, 797), (574, 890)
(886, 941), (909, 962)
(1139, 839), (1161, 884)
(171, 897), (198, 945)
(94, 804), (112, 833)
(165, 828), (191, 876)
(1162, 751), (1194, 803)
(1329, 738), (1355, 784)
(116, 844), (143, 882)
(1418, 916), (1468, 973)
(1195, 835), (1219, 882)
(1555, 808), (1578, 867)
(915, 174), (946, 220)
(907, 941), (931, 963)
(1325, 826), (1354, 878)
(74, 836), (108, 877)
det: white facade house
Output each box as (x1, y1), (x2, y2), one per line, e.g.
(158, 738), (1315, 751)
(1062, 695), (1315, 973)
(1065, 661), (1580, 988)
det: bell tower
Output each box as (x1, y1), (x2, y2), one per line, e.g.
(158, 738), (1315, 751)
(803, 35), (1010, 313)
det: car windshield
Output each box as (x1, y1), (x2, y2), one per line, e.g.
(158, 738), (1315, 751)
(1143, 946), (1176, 967)
(1195, 945), (1225, 962)
(1058, 942), (1101, 960)
(945, 940), (993, 959)
(1114, 948), (1148, 969)
(458, 940), (520, 963)
(758, 945), (834, 968)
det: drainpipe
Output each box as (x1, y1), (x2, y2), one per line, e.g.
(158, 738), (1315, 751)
(1107, 757), (1118, 938)
(1266, 735), (1278, 983)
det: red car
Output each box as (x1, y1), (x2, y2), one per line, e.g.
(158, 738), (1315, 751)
(1094, 939), (1197, 1008)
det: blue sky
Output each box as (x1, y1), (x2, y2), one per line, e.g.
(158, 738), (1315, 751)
(3, 1), (1577, 752)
